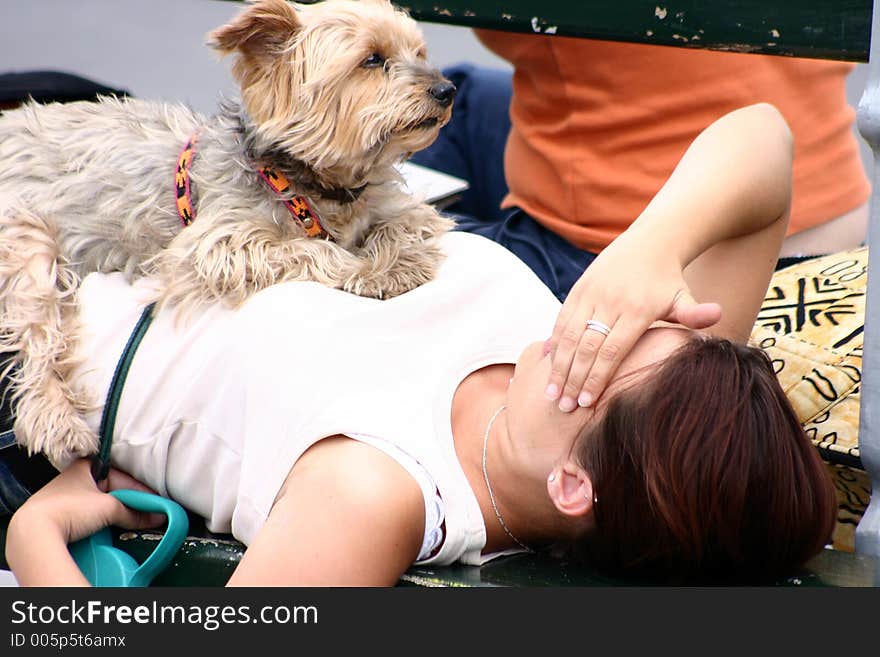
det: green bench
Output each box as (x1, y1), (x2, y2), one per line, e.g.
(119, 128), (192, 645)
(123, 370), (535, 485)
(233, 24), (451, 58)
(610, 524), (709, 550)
(3, 0), (880, 586)
(0, 518), (877, 586)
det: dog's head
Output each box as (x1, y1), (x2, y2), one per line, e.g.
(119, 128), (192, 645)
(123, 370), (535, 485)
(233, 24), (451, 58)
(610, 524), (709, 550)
(209, 0), (455, 181)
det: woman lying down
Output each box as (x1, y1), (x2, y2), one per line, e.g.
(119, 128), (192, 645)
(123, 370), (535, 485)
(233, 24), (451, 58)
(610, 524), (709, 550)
(6, 103), (836, 586)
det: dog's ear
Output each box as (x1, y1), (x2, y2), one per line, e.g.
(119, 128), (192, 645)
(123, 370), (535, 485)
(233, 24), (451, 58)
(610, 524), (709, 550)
(208, 0), (301, 59)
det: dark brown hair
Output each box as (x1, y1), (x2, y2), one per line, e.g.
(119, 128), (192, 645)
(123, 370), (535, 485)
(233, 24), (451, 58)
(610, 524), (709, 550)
(570, 334), (837, 584)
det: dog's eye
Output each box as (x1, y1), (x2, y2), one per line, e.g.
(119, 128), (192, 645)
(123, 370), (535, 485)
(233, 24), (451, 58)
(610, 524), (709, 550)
(361, 53), (386, 69)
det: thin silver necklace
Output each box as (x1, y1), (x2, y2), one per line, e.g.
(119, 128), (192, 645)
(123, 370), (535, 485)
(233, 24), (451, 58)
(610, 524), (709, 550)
(481, 404), (532, 553)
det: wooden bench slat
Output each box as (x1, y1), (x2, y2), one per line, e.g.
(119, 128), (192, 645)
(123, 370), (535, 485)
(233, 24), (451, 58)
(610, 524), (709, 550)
(398, 0), (872, 62)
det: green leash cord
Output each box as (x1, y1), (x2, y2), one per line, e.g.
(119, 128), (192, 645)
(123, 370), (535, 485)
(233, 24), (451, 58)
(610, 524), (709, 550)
(90, 302), (155, 483)
(72, 301), (190, 587)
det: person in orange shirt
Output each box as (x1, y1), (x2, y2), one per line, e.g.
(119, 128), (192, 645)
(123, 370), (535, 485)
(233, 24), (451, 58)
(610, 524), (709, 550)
(411, 34), (871, 413)
(415, 34), (870, 298)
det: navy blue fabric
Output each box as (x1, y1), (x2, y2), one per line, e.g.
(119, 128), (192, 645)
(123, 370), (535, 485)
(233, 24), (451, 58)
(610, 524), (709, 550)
(451, 209), (597, 302)
(0, 360), (59, 516)
(0, 430), (30, 515)
(412, 64), (598, 301)
(411, 63), (513, 223)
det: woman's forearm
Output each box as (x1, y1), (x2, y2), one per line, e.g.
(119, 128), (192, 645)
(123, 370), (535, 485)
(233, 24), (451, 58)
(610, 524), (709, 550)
(625, 103), (793, 267)
(6, 511), (91, 586)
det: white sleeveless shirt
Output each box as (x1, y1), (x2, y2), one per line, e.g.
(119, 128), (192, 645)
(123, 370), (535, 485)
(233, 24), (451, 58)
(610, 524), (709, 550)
(71, 232), (560, 566)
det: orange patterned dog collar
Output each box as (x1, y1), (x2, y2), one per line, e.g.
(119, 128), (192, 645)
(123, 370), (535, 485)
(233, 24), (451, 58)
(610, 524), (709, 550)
(256, 165), (328, 238)
(174, 133), (329, 239)
(174, 134), (199, 227)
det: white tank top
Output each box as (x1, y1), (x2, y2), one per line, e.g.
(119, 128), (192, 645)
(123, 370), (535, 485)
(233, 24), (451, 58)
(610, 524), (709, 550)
(70, 232), (561, 566)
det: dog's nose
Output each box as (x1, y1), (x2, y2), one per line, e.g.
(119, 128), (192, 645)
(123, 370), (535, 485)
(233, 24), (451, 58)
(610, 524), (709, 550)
(428, 81), (457, 107)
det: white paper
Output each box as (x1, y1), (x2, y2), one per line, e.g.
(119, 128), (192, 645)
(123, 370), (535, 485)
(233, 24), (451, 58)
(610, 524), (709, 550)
(396, 161), (469, 207)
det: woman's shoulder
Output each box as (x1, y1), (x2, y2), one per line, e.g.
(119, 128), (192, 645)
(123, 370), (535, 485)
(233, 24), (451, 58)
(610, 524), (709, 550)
(249, 436), (425, 585)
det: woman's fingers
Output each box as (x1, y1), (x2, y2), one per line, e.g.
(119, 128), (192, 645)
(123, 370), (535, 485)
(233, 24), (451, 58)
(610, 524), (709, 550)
(669, 290), (722, 329)
(72, 461), (163, 532)
(108, 500), (166, 532)
(546, 276), (714, 412)
(105, 467), (158, 495)
(571, 315), (654, 410)
(554, 313), (615, 411)
(546, 294), (677, 413)
(545, 294), (593, 404)
(104, 467), (166, 529)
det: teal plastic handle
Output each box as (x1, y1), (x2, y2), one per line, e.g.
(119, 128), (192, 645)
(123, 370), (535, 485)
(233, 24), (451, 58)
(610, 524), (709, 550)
(69, 490), (189, 587)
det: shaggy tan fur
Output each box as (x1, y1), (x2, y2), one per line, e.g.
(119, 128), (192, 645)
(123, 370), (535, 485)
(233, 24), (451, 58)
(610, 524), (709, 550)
(0, 0), (455, 464)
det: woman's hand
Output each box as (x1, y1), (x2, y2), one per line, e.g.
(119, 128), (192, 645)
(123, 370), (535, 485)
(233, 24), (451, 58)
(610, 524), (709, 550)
(544, 233), (722, 411)
(544, 104), (794, 412)
(6, 459), (164, 586)
(13, 459), (164, 543)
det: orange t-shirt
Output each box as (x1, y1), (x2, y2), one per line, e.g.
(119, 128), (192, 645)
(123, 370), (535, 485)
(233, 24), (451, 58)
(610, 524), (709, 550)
(476, 30), (871, 253)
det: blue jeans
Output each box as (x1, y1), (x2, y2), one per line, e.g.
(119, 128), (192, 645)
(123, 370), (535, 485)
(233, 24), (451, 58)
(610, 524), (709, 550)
(411, 63), (597, 302)
(451, 209), (597, 302)
(0, 430), (31, 515)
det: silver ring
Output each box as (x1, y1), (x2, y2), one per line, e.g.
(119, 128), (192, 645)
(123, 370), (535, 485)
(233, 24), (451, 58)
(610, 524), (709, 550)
(585, 319), (611, 336)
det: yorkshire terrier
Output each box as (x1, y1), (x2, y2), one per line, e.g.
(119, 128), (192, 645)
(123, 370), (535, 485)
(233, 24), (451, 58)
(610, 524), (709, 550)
(0, 0), (455, 463)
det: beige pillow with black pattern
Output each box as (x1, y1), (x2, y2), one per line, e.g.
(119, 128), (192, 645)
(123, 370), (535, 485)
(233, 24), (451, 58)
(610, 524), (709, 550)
(750, 247), (869, 552)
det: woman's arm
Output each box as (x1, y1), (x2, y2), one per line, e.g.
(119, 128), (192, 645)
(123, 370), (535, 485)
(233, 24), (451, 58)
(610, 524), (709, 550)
(546, 103), (793, 410)
(228, 437), (424, 586)
(7, 440), (425, 587)
(5, 460), (164, 586)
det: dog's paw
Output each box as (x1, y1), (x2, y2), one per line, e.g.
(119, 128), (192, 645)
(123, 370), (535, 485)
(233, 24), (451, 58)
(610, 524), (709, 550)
(342, 273), (391, 299)
(55, 420), (100, 463)
(344, 259), (437, 299)
(14, 398), (99, 464)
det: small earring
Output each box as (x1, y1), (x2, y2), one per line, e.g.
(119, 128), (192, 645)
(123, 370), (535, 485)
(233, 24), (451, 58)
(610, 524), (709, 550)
(548, 472), (556, 483)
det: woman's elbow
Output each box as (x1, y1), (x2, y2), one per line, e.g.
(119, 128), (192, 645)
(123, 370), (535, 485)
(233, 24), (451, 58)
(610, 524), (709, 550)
(745, 102), (794, 163)
(742, 103), (794, 223)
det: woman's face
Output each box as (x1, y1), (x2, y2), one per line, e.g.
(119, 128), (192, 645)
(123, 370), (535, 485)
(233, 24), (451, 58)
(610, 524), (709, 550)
(506, 327), (693, 458)
(505, 340), (592, 458)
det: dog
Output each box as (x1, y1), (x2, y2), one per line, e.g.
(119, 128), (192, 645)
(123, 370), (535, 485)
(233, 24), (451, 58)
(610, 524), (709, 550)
(0, 0), (456, 464)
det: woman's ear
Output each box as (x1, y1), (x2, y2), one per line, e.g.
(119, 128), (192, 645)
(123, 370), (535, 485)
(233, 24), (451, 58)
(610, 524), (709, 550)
(547, 461), (594, 517)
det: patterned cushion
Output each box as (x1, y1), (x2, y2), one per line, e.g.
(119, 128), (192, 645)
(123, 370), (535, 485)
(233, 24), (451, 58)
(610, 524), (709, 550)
(750, 247), (870, 551)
